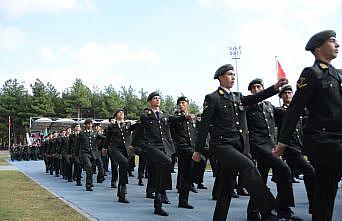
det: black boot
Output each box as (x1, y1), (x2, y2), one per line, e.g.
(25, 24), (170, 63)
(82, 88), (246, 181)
(76, 180), (82, 186)
(118, 185), (129, 203)
(154, 193), (168, 216)
(197, 183), (208, 189)
(237, 186), (249, 196)
(277, 207), (304, 221)
(231, 189), (239, 198)
(161, 191), (170, 204)
(247, 210), (261, 221)
(138, 178), (144, 186)
(86, 185), (93, 191)
(97, 176), (105, 183)
(111, 181), (117, 188)
(190, 184), (198, 193)
(146, 192), (155, 199)
(178, 190), (194, 209)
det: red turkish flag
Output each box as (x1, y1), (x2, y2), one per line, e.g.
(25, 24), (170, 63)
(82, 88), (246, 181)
(277, 60), (286, 80)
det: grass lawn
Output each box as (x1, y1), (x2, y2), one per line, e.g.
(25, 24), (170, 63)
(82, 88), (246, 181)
(0, 154), (10, 166)
(0, 171), (89, 221)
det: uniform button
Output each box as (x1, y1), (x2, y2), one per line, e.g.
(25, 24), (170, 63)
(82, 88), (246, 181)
(235, 113), (238, 116)
(239, 129), (243, 133)
(234, 103), (237, 107)
(123, 141), (126, 144)
(189, 138), (192, 141)
(236, 122), (239, 125)
(322, 128), (326, 131)
(265, 119), (268, 122)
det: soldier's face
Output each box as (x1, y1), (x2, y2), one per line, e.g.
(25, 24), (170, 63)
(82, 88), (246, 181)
(178, 101), (188, 112)
(75, 125), (81, 132)
(251, 84), (263, 94)
(281, 91), (293, 104)
(318, 37), (339, 60)
(219, 70), (235, 89)
(85, 123), (92, 130)
(115, 111), (125, 121)
(149, 96), (160, 108)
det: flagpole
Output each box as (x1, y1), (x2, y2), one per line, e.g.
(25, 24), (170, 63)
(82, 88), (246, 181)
(275, 56), (282, 106)
(8, 116), (11, 149)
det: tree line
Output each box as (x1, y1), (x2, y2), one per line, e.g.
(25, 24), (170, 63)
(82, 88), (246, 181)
(0, 78), (200, 146)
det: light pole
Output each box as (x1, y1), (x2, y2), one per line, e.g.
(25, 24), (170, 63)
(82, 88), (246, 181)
(229, 45), (242, 91)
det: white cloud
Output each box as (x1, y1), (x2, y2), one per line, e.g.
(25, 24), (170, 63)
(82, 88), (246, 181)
(197, 0), (341, 20)
(31, 42), (160, 92)
(39, 46), (55, 61)
(58, 42), (160, 67)
(0, 0), (95, 20)
(0, 25), (27, 51)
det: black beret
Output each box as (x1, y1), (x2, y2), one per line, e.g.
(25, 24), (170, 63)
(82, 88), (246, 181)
(147, 91), (160, 102)
(248, 78), (264, 91)
(305, 30), (336, 52)
(278, 85), (292, 97)
(113, 108), (124, 118)
(177, 96), (189, 104)
(214, 64), (234, 79)
(84, 118), (93, 125)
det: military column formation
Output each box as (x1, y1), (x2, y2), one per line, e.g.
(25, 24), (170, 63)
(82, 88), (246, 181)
(21, 29), (341, 221)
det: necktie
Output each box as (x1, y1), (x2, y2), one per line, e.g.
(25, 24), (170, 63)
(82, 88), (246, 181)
(156, 111), (160, 120)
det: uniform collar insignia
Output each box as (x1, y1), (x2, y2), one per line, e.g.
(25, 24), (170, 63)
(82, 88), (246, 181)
(319, 63), (329, 70)
(218, 89), (224, 95)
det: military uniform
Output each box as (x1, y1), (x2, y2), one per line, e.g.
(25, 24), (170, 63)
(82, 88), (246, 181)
(196, 85), (278, 221)
(54, 135), (63, 177)
(275, 102), (315, 213)
(279, 60), (342, 221)
(170, 109), (197, 208)
(138, 105), (187, 216)
(105, 120), (133, 203)
(60, 134), (73, 182)
(41, 138), (49, 172)
(70, 131), (82, 186)
(78, 129), (104, 190)
(246, 98), (301, 219)
(131, 121), (149, 187)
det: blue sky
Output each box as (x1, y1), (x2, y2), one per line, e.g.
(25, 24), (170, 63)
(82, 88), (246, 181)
(0, 0), (341, 106)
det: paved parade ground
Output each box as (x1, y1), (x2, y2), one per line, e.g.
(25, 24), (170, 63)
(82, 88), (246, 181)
(10, 160), (342, 221)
